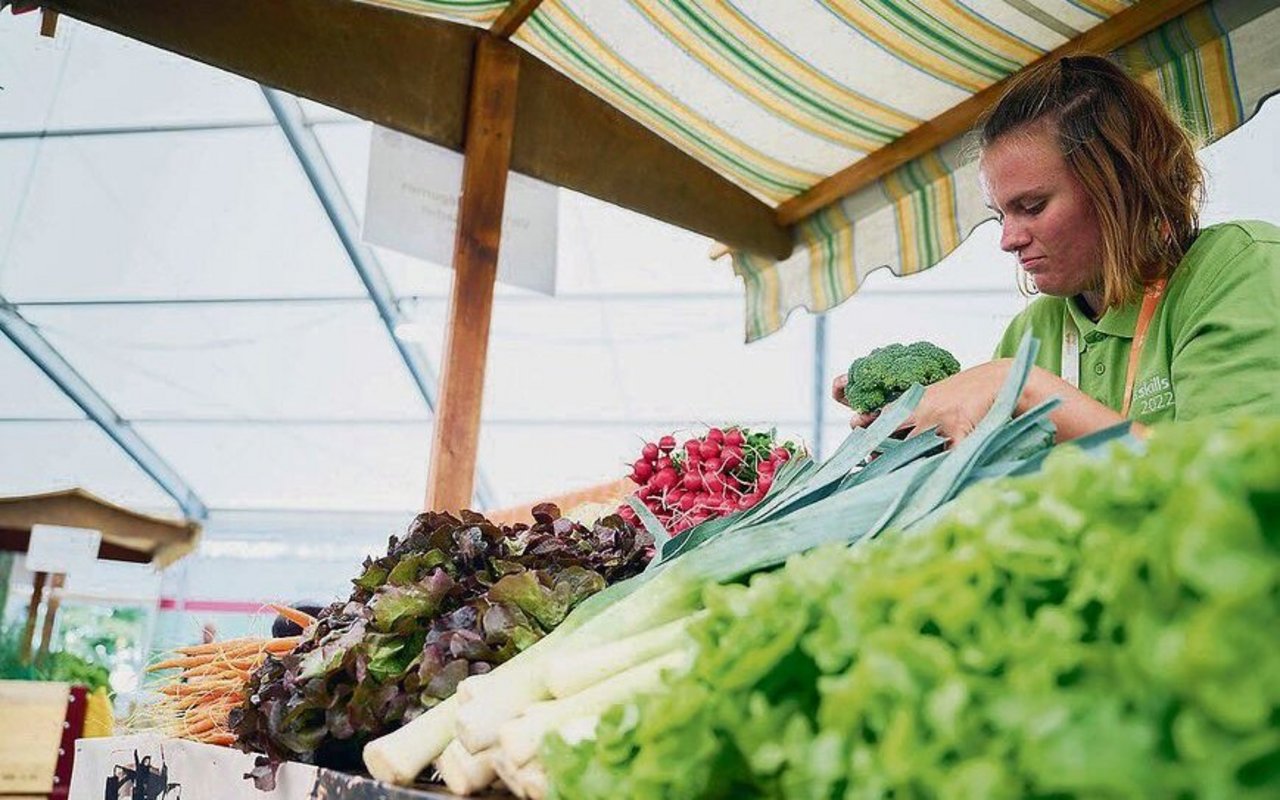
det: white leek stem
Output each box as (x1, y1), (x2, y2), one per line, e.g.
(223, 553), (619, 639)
(491, 748), (527, 799)
(454, 669), (493, 703)
(519, 761), (550, 800)
(456, 571), (696, 752)
(499, 650), (689, 767)
(434, 740), (496, 796)
(547, 614), (700, 699)
(362, 696), (456, 785)
(455, 657), (554, 753)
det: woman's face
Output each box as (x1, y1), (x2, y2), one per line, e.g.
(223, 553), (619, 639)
(980, 123), (1104, 298)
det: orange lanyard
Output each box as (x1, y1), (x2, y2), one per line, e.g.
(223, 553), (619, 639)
(1120, 279), (1167, 417)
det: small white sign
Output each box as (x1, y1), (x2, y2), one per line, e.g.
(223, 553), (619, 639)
(25, 524), (101, 574)
(363, 126), (559, 295)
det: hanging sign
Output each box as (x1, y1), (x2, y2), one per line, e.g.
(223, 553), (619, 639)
(363, 126), (559, 295)
(25, 524), (101, 574)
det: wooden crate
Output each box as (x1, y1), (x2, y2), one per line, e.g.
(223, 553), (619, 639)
(0, 681), (71, 796)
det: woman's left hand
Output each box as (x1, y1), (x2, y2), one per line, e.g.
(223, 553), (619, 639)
(900, 360), (1015, 443)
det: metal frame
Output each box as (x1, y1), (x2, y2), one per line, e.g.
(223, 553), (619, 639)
(0, 299), (209, 520)
(0, 97), (500, 512)
(812, 314), (828, 461)
(262, 86), (497, 509)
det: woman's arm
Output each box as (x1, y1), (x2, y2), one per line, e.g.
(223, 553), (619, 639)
(835, 360), (1136, 444)
(1016, 366), (1139, 441)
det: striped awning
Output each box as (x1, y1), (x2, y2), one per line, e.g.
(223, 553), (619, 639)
(359, 0), (1280, 340)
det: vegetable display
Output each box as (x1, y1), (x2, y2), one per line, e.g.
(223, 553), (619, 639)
(142, 327), (1274, 800)
(230, 505), (650, 775)
(544, 415), (1280, 799)
(618, 428), (802, 534)
(844, 341), (960, 414)
(363, 334), (1072, 795)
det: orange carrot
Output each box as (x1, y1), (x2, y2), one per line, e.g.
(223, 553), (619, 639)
(148, 654), (218, 672)
(182, 716), (217, 736)
(264, 636), (301, 654)
(200, 733), (238, 746)
(183, 659), (260, 677)
(174, 636), (262, 656)
(170, 690), (245, 710)
(268, 604), (317, 629)
(158, 678), (244, 696)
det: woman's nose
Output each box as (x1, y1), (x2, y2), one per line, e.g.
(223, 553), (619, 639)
(999, 219), (1031, 252)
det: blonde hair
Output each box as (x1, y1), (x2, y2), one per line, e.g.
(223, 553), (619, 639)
(980, 55), (1204, 309)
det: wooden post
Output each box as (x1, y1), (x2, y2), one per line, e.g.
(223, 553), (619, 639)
(489, 0), (547, 38)
(40, 9), (60, 38)
(36, 573), (66, 662)
(424, 35), (520, 513)
(19, 570), (48, 665)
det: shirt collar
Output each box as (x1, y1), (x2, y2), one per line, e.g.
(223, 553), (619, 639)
(1065, 294), (1140, 339)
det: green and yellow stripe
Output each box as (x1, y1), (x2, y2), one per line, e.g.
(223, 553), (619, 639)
(519, 4), (821, 202)
(737, 203), (857, 341)
(1120, 5), (1241, 142)
(733, 252), (786, 342)
(881, 150), (961, 275)
(799, 205), (856, 313)
(632, 0), (917, 151)
(822, 0), (1044, 93)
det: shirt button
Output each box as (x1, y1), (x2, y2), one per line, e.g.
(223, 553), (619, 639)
(1093, 363), (1106, 376)
(1085, 332), (1103, 344)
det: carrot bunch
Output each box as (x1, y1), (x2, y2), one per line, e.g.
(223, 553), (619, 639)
(144, 605), (312, 746)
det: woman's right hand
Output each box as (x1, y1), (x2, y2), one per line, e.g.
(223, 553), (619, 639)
(831, 373), (880, 429)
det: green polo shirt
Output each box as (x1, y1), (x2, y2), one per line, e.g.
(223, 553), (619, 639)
(994, 220), (1280, 424)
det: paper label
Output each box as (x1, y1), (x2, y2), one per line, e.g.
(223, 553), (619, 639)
(364, 126), (558, 295)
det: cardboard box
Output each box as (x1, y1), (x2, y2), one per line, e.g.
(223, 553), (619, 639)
(70, 735), (476, 800)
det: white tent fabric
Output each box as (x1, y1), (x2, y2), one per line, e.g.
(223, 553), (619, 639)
(1, 12), (1276, 528)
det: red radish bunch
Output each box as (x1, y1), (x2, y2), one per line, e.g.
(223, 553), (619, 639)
(617, 427), (801, 534)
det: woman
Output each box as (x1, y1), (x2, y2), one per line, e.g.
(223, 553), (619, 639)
(836, 55), (1279, 442)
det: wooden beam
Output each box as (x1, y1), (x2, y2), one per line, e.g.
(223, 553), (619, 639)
(424, 35), (521, 513)
(19, 571), (48, 665)
(775, 0), (1208, 226)
(45, 0), (791, 259)
(490, 0), (546, 39)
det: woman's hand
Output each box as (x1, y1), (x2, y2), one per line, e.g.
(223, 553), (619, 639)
(834, 363), (1015, 439)
(832, 372), (881, 429)
(832, 363), (1012, 437)
(899, 360), (1015, 442)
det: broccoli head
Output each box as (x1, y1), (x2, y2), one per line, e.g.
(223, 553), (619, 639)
(844, 341), (961, 413)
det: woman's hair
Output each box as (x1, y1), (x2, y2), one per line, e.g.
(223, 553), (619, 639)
(979, 55), (1204, 308)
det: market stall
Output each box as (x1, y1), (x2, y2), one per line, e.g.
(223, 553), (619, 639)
(2, 0), (1277, 798)
(0, 490), (198, 797)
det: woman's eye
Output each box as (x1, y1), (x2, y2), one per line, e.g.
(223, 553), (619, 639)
(1024, 201), (1045, 215)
